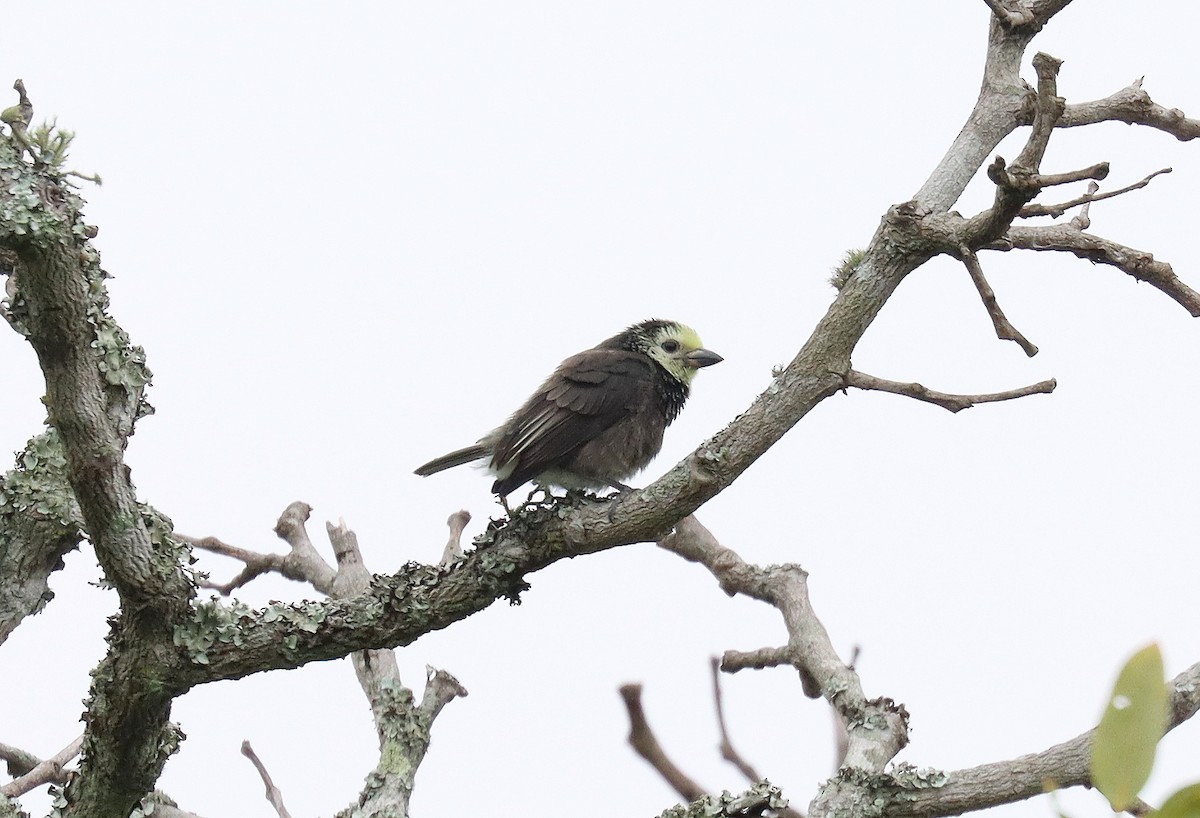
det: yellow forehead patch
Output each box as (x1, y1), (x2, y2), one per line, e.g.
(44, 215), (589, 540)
(655, 322), (703, 351)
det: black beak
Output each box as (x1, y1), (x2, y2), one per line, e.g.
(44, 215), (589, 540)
(685, 348), (724, 368)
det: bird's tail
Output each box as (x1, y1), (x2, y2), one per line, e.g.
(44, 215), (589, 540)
(414, 444), (490, 476)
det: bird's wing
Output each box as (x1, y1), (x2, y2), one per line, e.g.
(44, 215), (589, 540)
(490, 350), (654, 491)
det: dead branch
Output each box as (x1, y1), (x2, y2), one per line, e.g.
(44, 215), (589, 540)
(845, 371), (1056, 413)
(0, 742), (40, 778)
(709, 657), (761, 785)
(960, 249), (1039, 356)
(1021, 167), (1172, 218)
(619, 683), (707, 803)
(886, 660), (1200, 817)
(240, 741), (292, 818)
(965, 52), (1066, 245)
(180, 502), (337, 595)
(981, 0), (1034, 27)
(658, 516), (907, 773)
(440, 510), (471, 567)
(179, 534), (287, 595)
(1071, 182), (1098, 229)
(993, 225), (1200, 317)
(1035, 162), (1109, 188)
(0, 735), (82, 797)
(420, 666), (469, 724)
(1055, 78), (1200, 141)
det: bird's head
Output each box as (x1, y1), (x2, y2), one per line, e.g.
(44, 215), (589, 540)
(617, 319), (723, 385)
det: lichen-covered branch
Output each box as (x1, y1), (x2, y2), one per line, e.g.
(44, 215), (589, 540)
(658, 516), (907, 779)
(0, 432), (82, 646)
(1, 85), (191, 815)
(885, 661), (1200, 817)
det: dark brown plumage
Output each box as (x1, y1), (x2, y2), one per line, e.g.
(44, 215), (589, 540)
(414, 319), (721, 496)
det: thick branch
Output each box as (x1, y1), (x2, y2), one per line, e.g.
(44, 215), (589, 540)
(1, 87), (190, 815)
(845, 371), (1056, 412)
(886, 661), (1200, 817)
(0, 434), (82, 647)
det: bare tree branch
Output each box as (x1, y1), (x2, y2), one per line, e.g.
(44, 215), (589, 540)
(993, 225), (1200, 316)
(658, 516), (908, 774)
(181, 501), (338, 595)
(1036, 162), (1109, 188)
(0, 735), (82, 797)
(0, 743), (40, 779)
(845, 371), (1056, 413)
(1055, 78), (1200, 140)
(710, 657), (762, 785)
(981, 0), (1034, 28)
(706, 658), (807, 818)
(440, 510), (471, 567)
(981, 0), (1072, 30)
(961, 249), (1040, 356)
(1020, 167), (1171, 218)
(619, 683), (707, 803)
(885, 661), (1200, 817)
(240, 741), (292, 818)
(963, 52), (1066, 245)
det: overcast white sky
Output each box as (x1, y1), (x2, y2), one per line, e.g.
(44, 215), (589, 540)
(3, 3), (1199, 817)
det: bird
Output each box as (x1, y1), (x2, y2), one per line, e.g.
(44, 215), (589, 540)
(414, 319), (722, 498)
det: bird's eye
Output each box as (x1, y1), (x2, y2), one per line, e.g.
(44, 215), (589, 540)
(661, 340), (680, 353)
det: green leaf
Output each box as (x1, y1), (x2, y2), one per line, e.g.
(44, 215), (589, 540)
(1157, 783), (1200, 818)
(1091, 643), (1169, 810)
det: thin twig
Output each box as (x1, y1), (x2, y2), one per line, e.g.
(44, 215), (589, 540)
(1021, 167), (1171, 218)
(961, 249), (1040, 356)
(845, 371), (1056, 413)
(240, 741), (292, 818)
(706, 659), (808, 818)
(619, 683), (707, 803)
(180, 502), (337, 595)
(179, 533), (284, 594)
(710, 657), (762, 784)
